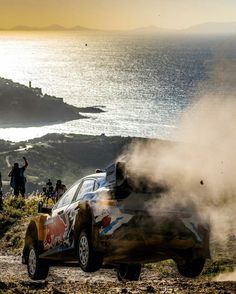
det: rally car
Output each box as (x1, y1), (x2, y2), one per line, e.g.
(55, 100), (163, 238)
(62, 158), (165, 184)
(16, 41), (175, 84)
(22, 162), (210, 281)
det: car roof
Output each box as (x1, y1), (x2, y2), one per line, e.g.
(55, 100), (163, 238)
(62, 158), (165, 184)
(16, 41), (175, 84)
(54, 172), (105, 206)
(83, 172), (106, 180)
(67, 173), (106, 190)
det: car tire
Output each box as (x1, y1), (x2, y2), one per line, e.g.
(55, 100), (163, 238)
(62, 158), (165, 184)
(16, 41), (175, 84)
(78, 230), (103, 272)
(117, 264), (142, 281)
(27, 244), (49, 280)
(177, 257), (205, 278)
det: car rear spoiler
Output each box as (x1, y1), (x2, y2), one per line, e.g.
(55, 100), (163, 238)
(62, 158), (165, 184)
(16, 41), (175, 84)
(105, 161), (168, 194)
(105, 161), (126, 188)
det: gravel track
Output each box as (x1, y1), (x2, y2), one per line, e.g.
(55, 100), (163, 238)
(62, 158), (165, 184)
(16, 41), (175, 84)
(0, 255), (236, 294)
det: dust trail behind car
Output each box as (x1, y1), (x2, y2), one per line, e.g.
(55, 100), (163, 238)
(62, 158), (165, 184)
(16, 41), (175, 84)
(119, 49), (236, 268)
(122, 95), (236, 255)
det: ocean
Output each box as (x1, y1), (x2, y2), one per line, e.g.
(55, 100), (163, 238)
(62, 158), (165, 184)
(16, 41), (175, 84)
(0, 31), (227, 142)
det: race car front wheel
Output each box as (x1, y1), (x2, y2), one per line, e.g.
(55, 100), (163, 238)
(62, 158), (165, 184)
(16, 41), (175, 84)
(27, 245), (49, 280)
(117, 264), (141, 281)
(78, 230), (103, 272)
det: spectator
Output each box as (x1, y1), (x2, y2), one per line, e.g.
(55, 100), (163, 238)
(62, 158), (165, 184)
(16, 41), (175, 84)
(8, 157), (28, 197)
(42, 187), (47, 196)
(55, 179), (66, 201)
(46, 179), (53, 189)
(48, 185), (56, 203)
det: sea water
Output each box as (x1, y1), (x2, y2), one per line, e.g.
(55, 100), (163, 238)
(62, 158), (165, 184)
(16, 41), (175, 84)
(0, 31), (226, 142)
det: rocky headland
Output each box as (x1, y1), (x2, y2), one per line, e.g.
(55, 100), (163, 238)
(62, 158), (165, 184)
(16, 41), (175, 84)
(0, 78), (104, 128)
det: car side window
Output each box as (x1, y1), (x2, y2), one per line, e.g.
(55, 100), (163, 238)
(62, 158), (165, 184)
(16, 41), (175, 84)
(74, 179), (95, 202)
(56, 183), (80, 209)
(94, 181), (99, 191)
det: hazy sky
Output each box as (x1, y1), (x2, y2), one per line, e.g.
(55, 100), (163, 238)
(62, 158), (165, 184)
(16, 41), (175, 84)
(1, 0), (236, 30)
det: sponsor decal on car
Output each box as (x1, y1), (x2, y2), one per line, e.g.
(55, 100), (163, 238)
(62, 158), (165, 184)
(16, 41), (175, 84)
(92, 202), (133, 236)
(44, 215), (67, 248)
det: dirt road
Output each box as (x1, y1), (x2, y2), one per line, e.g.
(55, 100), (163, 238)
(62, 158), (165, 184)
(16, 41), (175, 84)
(0, 255), (236, 294)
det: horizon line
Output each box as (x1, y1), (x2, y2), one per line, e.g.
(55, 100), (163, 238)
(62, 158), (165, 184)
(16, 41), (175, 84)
(1, 21), (236, 32)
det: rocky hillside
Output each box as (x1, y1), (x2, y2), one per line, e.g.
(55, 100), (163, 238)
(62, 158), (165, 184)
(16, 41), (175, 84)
(0, 133), (147, 193)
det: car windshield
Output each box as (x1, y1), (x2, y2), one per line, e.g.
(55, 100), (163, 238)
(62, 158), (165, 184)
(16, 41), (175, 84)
(97, 176), (106, 188)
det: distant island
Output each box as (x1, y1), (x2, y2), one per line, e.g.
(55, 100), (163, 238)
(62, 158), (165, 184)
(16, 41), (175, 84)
(132, 22), (236, 35)
(184, 22), (236, 35)
(0, 24), (99, 32)
(1, 22), (236, 35)
(0, 78), (104, 128)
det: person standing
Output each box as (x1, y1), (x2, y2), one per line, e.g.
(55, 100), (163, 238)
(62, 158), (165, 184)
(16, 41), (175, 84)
(8, 157), (28, 197)
(55, 179), (66, 201)
(46, 179), (53, 190)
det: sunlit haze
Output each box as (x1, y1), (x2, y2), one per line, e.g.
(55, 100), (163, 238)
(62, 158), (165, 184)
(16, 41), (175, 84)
(1, 0), (236, 30)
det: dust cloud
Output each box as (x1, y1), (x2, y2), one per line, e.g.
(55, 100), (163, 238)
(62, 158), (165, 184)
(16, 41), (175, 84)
(121, 94), (236, 251)
(121, 34), (236, 251)
(215, 269), (236, 282)
(116, 37), (236, 280)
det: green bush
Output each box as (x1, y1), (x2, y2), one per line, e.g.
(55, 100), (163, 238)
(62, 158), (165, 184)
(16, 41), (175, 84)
(3, 195), (42, 217)
(0, 195), (45, 255)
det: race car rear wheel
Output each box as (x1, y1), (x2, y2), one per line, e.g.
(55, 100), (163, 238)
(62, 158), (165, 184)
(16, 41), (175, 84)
(78, 230), (103, 272)
(117, 264), (141, 281)
(27, 244), (49, 280)
(177, 257), (205, 278)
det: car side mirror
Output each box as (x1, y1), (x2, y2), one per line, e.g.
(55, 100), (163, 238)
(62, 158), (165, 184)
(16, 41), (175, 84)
(38, 201), (52, 215)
